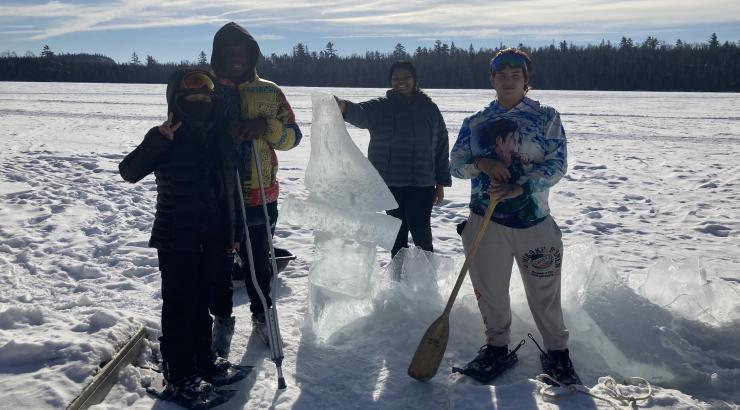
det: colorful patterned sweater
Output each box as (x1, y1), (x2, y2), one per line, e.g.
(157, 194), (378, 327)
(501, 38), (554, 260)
(218, 76), (302, 207)
(450, 96), (567, 228)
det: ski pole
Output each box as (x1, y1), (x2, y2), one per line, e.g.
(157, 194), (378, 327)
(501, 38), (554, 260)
(249, 139), (287, 389)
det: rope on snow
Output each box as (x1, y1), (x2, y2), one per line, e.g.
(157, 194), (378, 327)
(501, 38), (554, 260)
(535, 374), (653, 410)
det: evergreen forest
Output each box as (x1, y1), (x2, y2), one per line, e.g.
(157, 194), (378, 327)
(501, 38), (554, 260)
(1, 34), (738, 91)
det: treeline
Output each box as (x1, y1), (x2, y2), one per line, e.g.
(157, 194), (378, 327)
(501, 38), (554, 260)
(1, 34), (739, 91)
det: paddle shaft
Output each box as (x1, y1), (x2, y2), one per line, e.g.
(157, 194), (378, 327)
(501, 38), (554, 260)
(406, 199), (498, 381)
(442, 199), (498, 316)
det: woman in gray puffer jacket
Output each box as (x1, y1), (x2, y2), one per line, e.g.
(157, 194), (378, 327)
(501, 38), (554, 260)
(335, 61), (452, 256)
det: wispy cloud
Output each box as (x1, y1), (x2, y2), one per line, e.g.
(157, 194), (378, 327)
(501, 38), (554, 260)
(254, 34), (285, 41)
(0, 30), (44, 35)
(0, 0), (738, 41)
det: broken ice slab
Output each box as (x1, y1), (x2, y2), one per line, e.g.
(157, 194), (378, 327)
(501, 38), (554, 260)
(282, 194), (401, 251)
(305, 93), (398, 212)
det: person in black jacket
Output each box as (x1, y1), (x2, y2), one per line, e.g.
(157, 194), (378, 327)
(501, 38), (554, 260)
(118, 70), (245, 402)
(335, 61), (452, 257)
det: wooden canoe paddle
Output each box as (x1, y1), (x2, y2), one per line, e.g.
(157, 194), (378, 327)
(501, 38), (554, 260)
(407, 199), (498, 381)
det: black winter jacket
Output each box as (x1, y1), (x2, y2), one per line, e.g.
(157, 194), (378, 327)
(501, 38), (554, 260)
(119, 126), (243, 251)
(343, 90), (452, 188)
(119, 69), (242, 252)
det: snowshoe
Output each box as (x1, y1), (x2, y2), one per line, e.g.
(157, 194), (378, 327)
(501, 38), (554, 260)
(146, 375), (236, 409)
(212, 315), (236, 359)
(199, 356), (253, 387)
(452, 340), (524, 383)
(540, 349), (582, 386)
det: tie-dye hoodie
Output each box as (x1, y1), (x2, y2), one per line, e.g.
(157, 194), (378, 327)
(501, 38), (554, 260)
(450, 96), (567, 228)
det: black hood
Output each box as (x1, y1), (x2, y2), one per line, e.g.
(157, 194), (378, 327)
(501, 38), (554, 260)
(210, 22), (260, 82)
(165, 69), (217, 130)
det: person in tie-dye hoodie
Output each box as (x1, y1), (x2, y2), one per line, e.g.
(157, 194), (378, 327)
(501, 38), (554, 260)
(450, 48), (580, 386)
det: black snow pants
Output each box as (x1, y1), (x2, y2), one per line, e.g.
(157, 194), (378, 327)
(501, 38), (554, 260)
(158, 233), (232, 382)
(387, 186), (436, 257)
(237, 201), (279, 316)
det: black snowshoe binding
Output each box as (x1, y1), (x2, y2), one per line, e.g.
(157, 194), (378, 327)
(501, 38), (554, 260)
(540, 349), (582, 386)
(453, 339), (525, 383)
(146, 375), (236, 410)
(528, 334), (582, 386)
(198, 356), (253, 386)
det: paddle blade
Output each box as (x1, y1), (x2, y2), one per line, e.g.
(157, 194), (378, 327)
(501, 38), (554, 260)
(407, 314), (450, 381)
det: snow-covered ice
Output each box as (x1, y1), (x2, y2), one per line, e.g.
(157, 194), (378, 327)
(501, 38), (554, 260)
(0, 83), (739, 409)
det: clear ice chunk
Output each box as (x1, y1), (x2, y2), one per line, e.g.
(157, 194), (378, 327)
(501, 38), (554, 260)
(310, 234), (376, 298)
(304, 93), (398, 212)
(281, 193), (401, 251)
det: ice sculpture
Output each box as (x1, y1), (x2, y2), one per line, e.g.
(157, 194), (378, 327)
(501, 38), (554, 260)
(282, 93), (401, 342)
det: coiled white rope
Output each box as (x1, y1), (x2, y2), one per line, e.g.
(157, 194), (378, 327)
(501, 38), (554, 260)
(536, 374), (653, 409)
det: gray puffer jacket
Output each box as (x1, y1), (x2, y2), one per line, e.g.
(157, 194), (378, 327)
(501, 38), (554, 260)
(343, 90), (452, 188)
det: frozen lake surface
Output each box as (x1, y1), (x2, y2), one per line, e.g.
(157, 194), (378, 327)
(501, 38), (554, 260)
(0, 82), (738, 408)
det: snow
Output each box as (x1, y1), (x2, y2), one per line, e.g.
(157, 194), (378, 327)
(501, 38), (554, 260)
(1, 82), (739, 409)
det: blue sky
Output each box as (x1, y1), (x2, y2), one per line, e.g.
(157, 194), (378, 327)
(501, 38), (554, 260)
(1, 0), (739, 63)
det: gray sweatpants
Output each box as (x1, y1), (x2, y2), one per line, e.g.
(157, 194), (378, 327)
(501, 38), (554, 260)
(462, 213), (569, 351)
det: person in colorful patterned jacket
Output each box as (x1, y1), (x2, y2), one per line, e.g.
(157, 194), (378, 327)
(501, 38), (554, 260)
(449, 48), (580, 385)
(208, 22), (302, 358)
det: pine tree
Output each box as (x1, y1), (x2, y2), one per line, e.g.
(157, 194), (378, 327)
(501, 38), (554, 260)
(709, 32), (720, 48)
(293, 43), (307, 59)
(146, 55), (157, 66)
(197, 51), (208, 65)
(130, 52), (140, 65)
(392, 43), (407, 59)
(434, 40), (446, 55)
(643, 36), (658, 49)
(324, 42), (337, 59)
(41, 45), (54, 58)
(619, 37), (633, 49)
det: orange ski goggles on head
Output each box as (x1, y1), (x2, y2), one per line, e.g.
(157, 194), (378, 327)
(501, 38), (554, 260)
(180, 70), (215, 93)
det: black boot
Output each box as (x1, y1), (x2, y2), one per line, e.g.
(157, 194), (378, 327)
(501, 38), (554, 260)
(540, 349), (582, 385)
(252, 313), (269, 345)
(198, 356), (252, 387)
(453, 344), (519, 383)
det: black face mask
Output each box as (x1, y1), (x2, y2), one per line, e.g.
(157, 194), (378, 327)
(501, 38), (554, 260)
(178, 98), (214, 124)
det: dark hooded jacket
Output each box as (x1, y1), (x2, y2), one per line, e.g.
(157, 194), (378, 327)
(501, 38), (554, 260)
(210, 22), (302, 208)
(118, 70), (243, 251)
(210, 22), (260, 85)
(343, 89), (452, 188)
